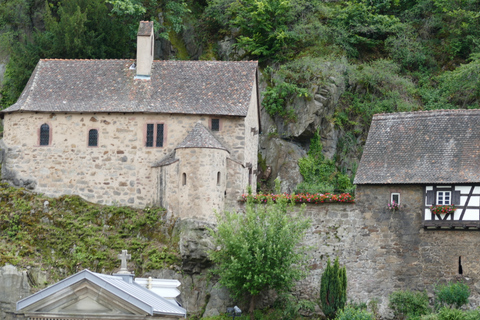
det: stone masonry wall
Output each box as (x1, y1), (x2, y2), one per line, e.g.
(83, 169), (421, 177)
(295, 185), (480, 317)
(1, 112), (248, 211)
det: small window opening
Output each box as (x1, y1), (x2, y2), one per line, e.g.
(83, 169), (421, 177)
(88, 129), (98, 147)
(217, 172), (221, 186)
(211, 119), (220, 131)
(146, 123), (164, 147)
(459, 256), (463, 275)
(40, 124), (50, 146)
(182, 173), (186, 186)
(391, 193), (400, 205)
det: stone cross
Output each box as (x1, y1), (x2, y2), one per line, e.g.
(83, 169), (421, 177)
(117, 250), (131, 274)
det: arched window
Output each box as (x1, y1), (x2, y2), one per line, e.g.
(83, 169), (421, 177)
(182, 173), (187, 186)
(40, 124), (50, 146)
(217, 172), (221, 186)
(88, 129), (98, 147)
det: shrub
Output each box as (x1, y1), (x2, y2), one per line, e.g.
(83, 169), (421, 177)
(335, 306), (374, 320)
(320, 257), (347, 319)
(435, 282), (470, 310)
(389, 290), (430, 320)
(437, 307), (466, 320)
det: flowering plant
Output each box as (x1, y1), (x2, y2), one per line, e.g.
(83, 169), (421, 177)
(430, 204), (456, 215)
(387, 201), (400, 212)
(241, 192), (355, 204)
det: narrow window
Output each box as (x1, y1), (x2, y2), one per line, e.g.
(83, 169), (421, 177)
(182, 173), (186, 186)
(88, 129), (98, 147)
(156, 124), (164, 147)
(40, 124), (50, 146)
(391, 193), (400, 204)
(211, 119), (220, 131)
(437, 191), (451, 205)
(459, 256), (463, 275)
(217, 172), (221, 186)
(146, 124), (154, 147)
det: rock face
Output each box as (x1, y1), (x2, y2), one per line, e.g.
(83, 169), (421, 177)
(259, 136), (306, 193)
(258, 62), (348, 189)
(0, 265), (30, 319)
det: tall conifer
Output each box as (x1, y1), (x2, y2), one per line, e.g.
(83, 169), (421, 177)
(320, 257), (347, 319)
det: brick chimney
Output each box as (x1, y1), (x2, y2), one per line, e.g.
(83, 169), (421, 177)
(135, 21), (154, 79)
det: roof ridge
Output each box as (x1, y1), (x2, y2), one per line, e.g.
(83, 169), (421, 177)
(373, 109), (480, 120)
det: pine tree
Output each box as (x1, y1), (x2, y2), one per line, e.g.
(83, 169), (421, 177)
(320, 257), (347, 319)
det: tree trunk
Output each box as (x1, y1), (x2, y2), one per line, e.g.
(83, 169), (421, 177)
(249, 294), (257, 320)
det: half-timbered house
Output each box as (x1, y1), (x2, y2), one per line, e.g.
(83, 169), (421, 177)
(355, 109), (480, 230)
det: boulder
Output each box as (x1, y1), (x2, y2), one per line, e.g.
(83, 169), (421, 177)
(259, 136), (306, 193)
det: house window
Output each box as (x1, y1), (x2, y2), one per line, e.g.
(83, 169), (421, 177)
(391, 193), (400, 205)
(88, 129), (98, 147)
(39, 124), (50, 146)
(211, 119), (220, 131)
(146, 123), (164, 147)
(437, 191), (451, 205)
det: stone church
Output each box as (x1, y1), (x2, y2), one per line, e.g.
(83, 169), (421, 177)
(0, 21), (260, 222)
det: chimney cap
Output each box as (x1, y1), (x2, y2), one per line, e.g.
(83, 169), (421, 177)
(137, 21), (153, 36)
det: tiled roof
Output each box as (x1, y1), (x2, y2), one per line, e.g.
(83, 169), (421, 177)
(152, 152), (179, 167)
(175, 122), (229, 152)
(354, 109), (480, 184)
(3, 59), (258, 116)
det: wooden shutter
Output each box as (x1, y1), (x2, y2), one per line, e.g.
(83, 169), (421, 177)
(426, 190), (434, 205)
(453, 190), (461, 205)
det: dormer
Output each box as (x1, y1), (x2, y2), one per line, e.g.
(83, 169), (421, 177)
(136, 21), (154, 80)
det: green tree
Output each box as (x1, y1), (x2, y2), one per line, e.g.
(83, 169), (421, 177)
(320, 257), (347, 319)
(209, 179), (311, 319)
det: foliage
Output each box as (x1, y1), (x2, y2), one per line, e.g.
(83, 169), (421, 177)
(208, 178), (311, 316)
(320, 257), (347, 319)
(388, 201), (400, 212)
(335, 305), (375, 320)
(389, 290), (430, 320)
(297, 131), (354, 194)
(434, 282), (470, 310)
(241, 192), (354, 204)
(0, 183), (179, 282)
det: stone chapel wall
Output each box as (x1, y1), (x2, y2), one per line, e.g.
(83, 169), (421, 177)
(1, 112), (247, 212)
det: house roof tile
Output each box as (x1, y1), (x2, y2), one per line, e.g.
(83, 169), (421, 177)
(2, 59), (257, 116)
(175, 122), (229, 152)
(354, 109), (480, 184)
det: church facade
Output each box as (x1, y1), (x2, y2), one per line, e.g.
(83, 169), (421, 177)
(0, 22), (260, 222)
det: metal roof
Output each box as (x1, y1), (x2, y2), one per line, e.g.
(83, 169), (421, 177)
(16, 269), (186, 317)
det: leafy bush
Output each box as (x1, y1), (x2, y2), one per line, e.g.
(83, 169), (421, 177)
(209, 178), (311, 317)
(434, 282), (470, 310)
(335, 305), (374, 320)
(389, 290), (430, 320)
(320, 257), (347, 319)
(437, 307), (466, 320)
(296, 131), (354, 194)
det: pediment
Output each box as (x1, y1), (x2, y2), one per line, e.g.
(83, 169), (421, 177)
(21, 279), (146, 316)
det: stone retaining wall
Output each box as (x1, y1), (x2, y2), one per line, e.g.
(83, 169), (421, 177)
(3, 189), (480, 318)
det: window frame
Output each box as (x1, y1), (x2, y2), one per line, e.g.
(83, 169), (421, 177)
(144, 122), (166, 148)
(391, 192), (400, 205)
(37, 123), (52, 146)
(88, 128), (99, 147)
(210, 118), (221, 132)
(437, 191), (451, 205)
